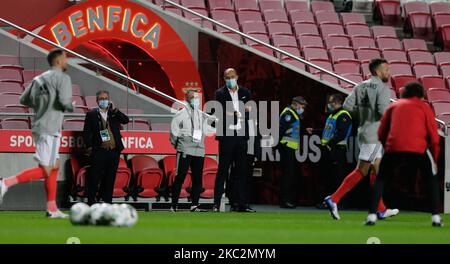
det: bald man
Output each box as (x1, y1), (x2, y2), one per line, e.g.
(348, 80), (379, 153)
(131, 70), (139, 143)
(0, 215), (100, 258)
(213, 68), (254, 212)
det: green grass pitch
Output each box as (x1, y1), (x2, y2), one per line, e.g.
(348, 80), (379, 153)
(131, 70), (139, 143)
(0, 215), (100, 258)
(0, 210), (449, 244)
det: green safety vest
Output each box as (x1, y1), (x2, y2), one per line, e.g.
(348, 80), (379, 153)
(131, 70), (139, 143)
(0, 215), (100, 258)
(321, 109), (352, 146)
(280, 107), (300, 150)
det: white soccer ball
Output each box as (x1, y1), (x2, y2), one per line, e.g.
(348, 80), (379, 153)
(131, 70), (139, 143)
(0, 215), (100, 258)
(69, 202), (90, 225)
(110, 204), (138, 227)
(122, 204), (138, 227)
(89, 203), (110, 225)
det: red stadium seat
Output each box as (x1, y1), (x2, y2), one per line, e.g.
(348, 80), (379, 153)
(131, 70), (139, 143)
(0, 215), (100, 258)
(437, 113), (450, 130)
(0, 118), (29, 130)
(63, 119), (85, 131)
(427, 88), (450, 102)
(0, 93), (21, 107)
(389, 61), (413, 76)
(113, 158), (132, 198)
(241, 21), (267, 34)
(222, 32), (241, 42)
(71, 84), (81, 96)
(315, 11), (341, 25)
(200, 157), (218, 198)
(294, 23), (319, 37)
(298, 34), (324, 49)
(308, 58), (333, 75)
(340, 73), (363, 90)
(432, 101), (450, 115)
(245, 32), (270, 46)
(440, 63), (450, 79)
(164, 6), (183, 16)
(371, 25), (397, 39)
(0, 66), (23, 83)
(233, 0), (259, 11)
(1, 105), (28, 113)
(73, 106), (89, 114)
(215, 20), (240, 33)
(382, 49), (408, 63)
(131, 156), (164, 198)
(0, 55), (19, 65)
(413, 63), (440, 78)
(351, 36), (377, 49)
(376, 0), (402, 26)
(272, 35), (298, 47)
(283, 58), (306, 70)
(435, 52), (450, 67)
(289, 11), (315, 24)
(72, 95), (86, 106)
(430, 2), (450, 15)
(163, 155), (191, 198)
(185, 9), (212, 28)
(402, 38), (428, 52)
(407, 12), (433, 40)
(285, 0), (309, 12)
(408, 50), (435, 65)
(0, 81), (23, 94)
(440, 25), (450, 51)
(324, 34), (351, 49)
(333, 60), (361, 75)
(124, 119), (151, 131)
(361, 62), (371, 79)
(252, 44), (276, 57)
(404, 1), (429, 29)
(267, 21), (293, 36)
(391, 74), (416, 93)
(208, 0), (233, 10)
(211, 9), (236, 21)
(420, 76), (446, 90)
(377, 37), (402, 50)
(303, 46), (329, 61)
(237, 10), (263, 23)
(263, 9), (289, 23)
(70, 155), (89, 198)
(346, 24), (372, 37)
(259, 0), (283, 11)
(341, 13), (366, 26)
(329, 47), (355, 63)
(277, 45), (301, 59)
(319, 23), (345, 37)
(311, 1), (335, 14)
(356, 47), (381, 62)
(181, 0), (207, 9)
(84, 96), (97, 109)
(22, 70), (45, 83)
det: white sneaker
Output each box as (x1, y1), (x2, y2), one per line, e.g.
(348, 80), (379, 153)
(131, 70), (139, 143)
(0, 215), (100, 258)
(432, 214), (443, 227)
(0, 180), (8, 204)
(365, 213), (377, 226)
(377, 208), (399, 220)
(324, 196), (340, 220)
(46, 210), (69, 219)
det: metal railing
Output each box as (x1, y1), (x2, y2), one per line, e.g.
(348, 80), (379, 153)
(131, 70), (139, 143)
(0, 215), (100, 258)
(160, 0), (449, 135)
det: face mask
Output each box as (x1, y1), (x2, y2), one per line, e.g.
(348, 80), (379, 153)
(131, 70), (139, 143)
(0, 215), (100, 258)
(327, 104), (334, 112)
(190, 98), (200, 109)
(296, 108), (304, 115)
(225, 78), (237, 89)
(98, 100), (109, 109)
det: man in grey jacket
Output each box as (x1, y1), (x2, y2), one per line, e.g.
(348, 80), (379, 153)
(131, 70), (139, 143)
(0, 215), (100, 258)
(324, 58), (399, 220)
(0, 49), (73, 218)
(169, 90), (208, 212)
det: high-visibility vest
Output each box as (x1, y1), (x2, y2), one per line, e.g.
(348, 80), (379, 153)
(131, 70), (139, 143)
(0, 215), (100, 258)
(280, 107), (300, 150)
(321, 109), (352, 146)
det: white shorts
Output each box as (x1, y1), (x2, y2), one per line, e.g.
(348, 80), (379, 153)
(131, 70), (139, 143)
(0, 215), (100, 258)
(33, 135), (61, 167)
(358, 143), (383, 164)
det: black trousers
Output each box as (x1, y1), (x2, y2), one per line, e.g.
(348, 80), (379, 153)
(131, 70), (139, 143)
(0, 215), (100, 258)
(370, 152), (440, 215)
(322, 145), (348, 195)
(279, 144), (298, 204)
(87, 149), (120, 205)
(228, 154), (255, 207)
(171, 152), (204, 207)
(214, 137), (248, 207)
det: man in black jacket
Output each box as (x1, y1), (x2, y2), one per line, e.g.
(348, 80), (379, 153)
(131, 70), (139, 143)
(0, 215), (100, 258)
(83, 90), (129, 205)
(213, 68), (254, 212)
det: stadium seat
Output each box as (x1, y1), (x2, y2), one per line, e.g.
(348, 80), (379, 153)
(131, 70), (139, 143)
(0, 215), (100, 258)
(0, 94), (21, 107)
(329, 47), (355, 63)
(440, 63), (450, 79)
(241, 21), (267, 34)
(371, 25), (397, 39)
(0, 66), (23, 83)
(375, 0), (402, 26)
(430, 2), (450, 16)
(408, 50), (435, 65)
(0, 105), (28, 113)
(427, 88), (450, 102)
(267, 21), (293, 36)
(72, 95), (86, 106)
(163, 155), (191, 198)
(420, 76), (446, 90)
(285, 0), (309, 13)
(294, 23), (320, 37)
(283, 58), (306, 71)
(439, 25), (450, 51)
(437, 113), (450, 129)
(315, 11), (341, 25)
(303, 46), (329, 60)
(237, 10), (263, 23)
(84, 96), (98, 109)
(22, 70), (45, 83)
(272, 35), (298, 47)
(200, 157), (218, 198)
(222, 32), (241, 42)
(308, 58), (333, 75)
(403, 38), (428, 52)
(319, 23), (345, 37)
(346, 24), (372, 38)
(407, 12), (433, 40)
(389, 61), (413, 76)
(211, 9), (236, 22)
(185, 9), (212, 26)
(333, 60), (361, 75)
(182, 0), (207, 9)
(208, 0), (233, 10)
(351, 36), (377, 49)
(0, 81), (23, 94)
(341, 13), (366, 26)
(377, 37), (402, 50)
(0, 118), (30, 129)
(245, 32), (271, 46)
(361, 62), (371, 79)
(121, 108), (144, 115)
(0, 54), (19, 65)
(340, 74), (363, 90)
(311, 1), (335, 14)
(432, 101), (450, 115)
(413, 63), (440, 78)
(233, 0), (259, 11)
(113, 158), (132, 198)
(324, 35), (351, 49)
(356, 47), (381, 62)
(73, 106), (89, 114)
(215, 20), (240, 33)
(63, 119), (85, 131)
(277, 45), (301, 59)
(131, 155), (165, 198)
(263, 9), (289, 23)
(70, 156), (89, 198)
(289, 11), (315, 25)
(259, 0), (284, 11)
(391, 74), (416, 93)
(164, 6), (183, 16)
(404, 1), (429, 19)
(298, 34), (324, 49)
(435, 52), (450, 67)
(72, 84), (81, 96)
(382, 49), (408, 63)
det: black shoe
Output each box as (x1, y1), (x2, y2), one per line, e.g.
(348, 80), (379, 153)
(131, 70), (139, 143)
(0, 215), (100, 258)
(190, 205), (207, 212)
(236, 206), (256, 213)
(280, 202), (296, 209)
(169, 206), (177, 212)
(212, 205), (220, 212)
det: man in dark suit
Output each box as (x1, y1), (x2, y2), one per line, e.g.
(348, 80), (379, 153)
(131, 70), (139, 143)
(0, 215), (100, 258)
(83, 90), (129, 205)
(213, 68), (255, 212)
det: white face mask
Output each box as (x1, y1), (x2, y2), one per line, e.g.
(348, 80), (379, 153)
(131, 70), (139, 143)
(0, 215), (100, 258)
(190, 97), (200, 109)
(225, 78), (237, 89)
